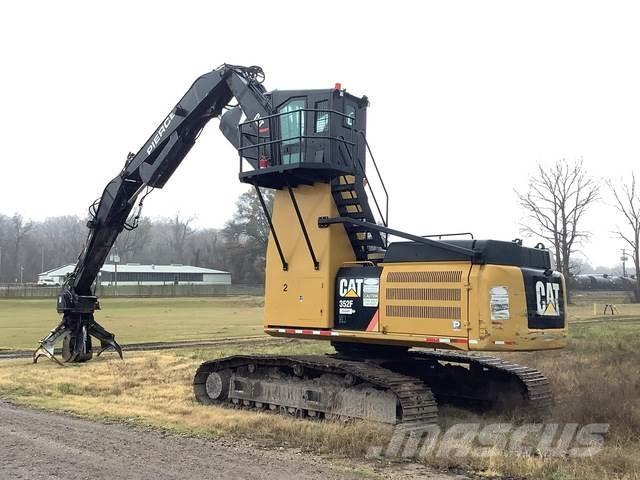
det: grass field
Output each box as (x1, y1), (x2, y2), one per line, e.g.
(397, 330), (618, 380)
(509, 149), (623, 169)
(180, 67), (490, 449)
(1, 292), (639, 479)
(0, 296), (264, 350)
(3, 291), (639, 351)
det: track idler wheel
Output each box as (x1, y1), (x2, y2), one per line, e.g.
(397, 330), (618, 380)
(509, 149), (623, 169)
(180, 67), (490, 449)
(205, 369), (231, 401)
(194, 368), (232, 404)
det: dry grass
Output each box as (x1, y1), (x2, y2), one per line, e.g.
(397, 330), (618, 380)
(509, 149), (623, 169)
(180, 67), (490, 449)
(0, 340), (392, 457)
(438, 318), (640, 480)
(1, 292), (639, 479)
(1, 327), (637, 479)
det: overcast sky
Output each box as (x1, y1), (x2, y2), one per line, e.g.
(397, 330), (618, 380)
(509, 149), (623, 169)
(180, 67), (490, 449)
(1, 1), (639, 267)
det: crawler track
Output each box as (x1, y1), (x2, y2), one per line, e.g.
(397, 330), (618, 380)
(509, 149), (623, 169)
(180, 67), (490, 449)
(194, 350), (552, 425)
(194, 355), (438, 427)
(406, 350), (552, 417)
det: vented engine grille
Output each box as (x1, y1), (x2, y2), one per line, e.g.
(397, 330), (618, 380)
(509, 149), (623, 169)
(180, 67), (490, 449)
(384, 270), (465, 321)
(386, 271), (462, 283)
(386, 305), (461, 320)
(386, 287), (461, 301)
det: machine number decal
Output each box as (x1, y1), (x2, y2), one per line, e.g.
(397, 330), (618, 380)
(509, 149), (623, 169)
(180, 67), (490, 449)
(338, 299), (354, 314)
(282, 283), (288, 292)
(535, 281), (560, 316)
(490, 286), (510, 320)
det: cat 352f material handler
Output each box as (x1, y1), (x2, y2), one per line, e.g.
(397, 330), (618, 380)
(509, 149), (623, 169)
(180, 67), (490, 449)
(34, 64), (567, 427)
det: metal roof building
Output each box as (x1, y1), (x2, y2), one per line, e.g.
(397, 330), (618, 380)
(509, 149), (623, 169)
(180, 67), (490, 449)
(38, 264), (231, 286)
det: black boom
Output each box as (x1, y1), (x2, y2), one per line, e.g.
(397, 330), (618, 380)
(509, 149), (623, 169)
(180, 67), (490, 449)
(34, 64), (272, 364)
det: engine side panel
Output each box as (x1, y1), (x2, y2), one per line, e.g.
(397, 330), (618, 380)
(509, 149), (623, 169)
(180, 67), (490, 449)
(379, 261), (471, 339)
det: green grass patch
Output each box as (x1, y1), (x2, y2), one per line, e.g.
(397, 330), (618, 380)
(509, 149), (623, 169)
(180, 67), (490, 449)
(0, 296), (264, 350)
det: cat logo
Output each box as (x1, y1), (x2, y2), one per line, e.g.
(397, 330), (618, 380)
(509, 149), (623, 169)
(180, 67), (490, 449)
(535, 280), (561, 316)
(339, 278), (364, 298)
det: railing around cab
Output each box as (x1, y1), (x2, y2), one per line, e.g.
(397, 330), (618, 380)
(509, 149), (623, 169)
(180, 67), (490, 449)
(237, 108), (358, 174)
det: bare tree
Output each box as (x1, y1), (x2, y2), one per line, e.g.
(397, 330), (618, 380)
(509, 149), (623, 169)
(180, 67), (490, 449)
(166, 213), (194, 263)
(117, 217), (151, 263)
(517, 159), (599, 298)
(0, 214), (8, 282)
(607, 173), (640, 302)
(39, 215), (86, 270)
(10, 214), (33, 282)
(0, 187), (272, 283)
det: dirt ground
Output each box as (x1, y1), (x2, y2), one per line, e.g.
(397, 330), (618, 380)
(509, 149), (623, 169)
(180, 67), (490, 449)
(0, 400), (467, 480)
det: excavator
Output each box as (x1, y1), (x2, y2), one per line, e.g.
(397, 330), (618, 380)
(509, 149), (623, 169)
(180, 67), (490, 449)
(34, 64), (567, 427)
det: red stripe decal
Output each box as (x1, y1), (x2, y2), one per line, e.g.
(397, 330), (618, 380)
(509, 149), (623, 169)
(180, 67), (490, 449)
(279, 328), (336, 336)
(366, 310), (379, 332)
(451, 338), (468, 344)
(426, 337), (439, 343)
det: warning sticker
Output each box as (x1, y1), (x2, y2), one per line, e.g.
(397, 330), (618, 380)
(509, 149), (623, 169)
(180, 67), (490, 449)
(362, 278), (380, 307)
(490, 286), (510, 321)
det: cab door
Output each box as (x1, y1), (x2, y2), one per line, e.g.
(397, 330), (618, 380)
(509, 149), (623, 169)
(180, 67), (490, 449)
(278, 98), (305, 165)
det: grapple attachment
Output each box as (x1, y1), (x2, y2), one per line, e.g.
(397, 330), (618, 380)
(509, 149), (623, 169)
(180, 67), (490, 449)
(33, 313), (123, 365)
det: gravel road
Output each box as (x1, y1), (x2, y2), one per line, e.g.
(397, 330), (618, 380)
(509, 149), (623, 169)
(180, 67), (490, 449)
(0, 401), (464, 480)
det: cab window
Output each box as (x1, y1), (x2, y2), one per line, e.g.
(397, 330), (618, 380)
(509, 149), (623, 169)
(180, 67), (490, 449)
(315, 100), (329, 133)
(344, 103), (356, 128)
(279, 99), (305, 164)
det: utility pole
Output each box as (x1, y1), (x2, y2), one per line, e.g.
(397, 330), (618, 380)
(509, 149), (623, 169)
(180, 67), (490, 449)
(20, 265), (24, 284)
(621, 248), (628, 277)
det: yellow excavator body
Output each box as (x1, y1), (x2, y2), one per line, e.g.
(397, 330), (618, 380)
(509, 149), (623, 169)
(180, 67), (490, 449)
(263, 184), (567, 352)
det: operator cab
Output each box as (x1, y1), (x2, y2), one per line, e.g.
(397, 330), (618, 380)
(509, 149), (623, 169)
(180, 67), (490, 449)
(237, 86), (369, 189)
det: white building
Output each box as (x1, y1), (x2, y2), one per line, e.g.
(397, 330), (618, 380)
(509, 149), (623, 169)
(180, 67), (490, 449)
(38, 264), (231, 286)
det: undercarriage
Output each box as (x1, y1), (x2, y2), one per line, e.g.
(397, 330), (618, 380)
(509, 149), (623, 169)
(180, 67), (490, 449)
(193, 347), (552, 427)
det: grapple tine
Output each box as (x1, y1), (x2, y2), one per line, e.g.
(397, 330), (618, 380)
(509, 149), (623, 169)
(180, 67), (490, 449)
(33, 321), (70, 365)
(96, 340), (124, 359)
(33, 343), (65, 366)
(88, 321), (124, 360)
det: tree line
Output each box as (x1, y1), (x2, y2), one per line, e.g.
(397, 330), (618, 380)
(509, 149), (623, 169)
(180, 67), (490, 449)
(0, 189), (273, 285)
(2, 159), (639, 301)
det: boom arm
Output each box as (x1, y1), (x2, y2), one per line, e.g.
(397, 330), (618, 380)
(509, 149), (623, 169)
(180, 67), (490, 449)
(34, 64), (272, 364)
